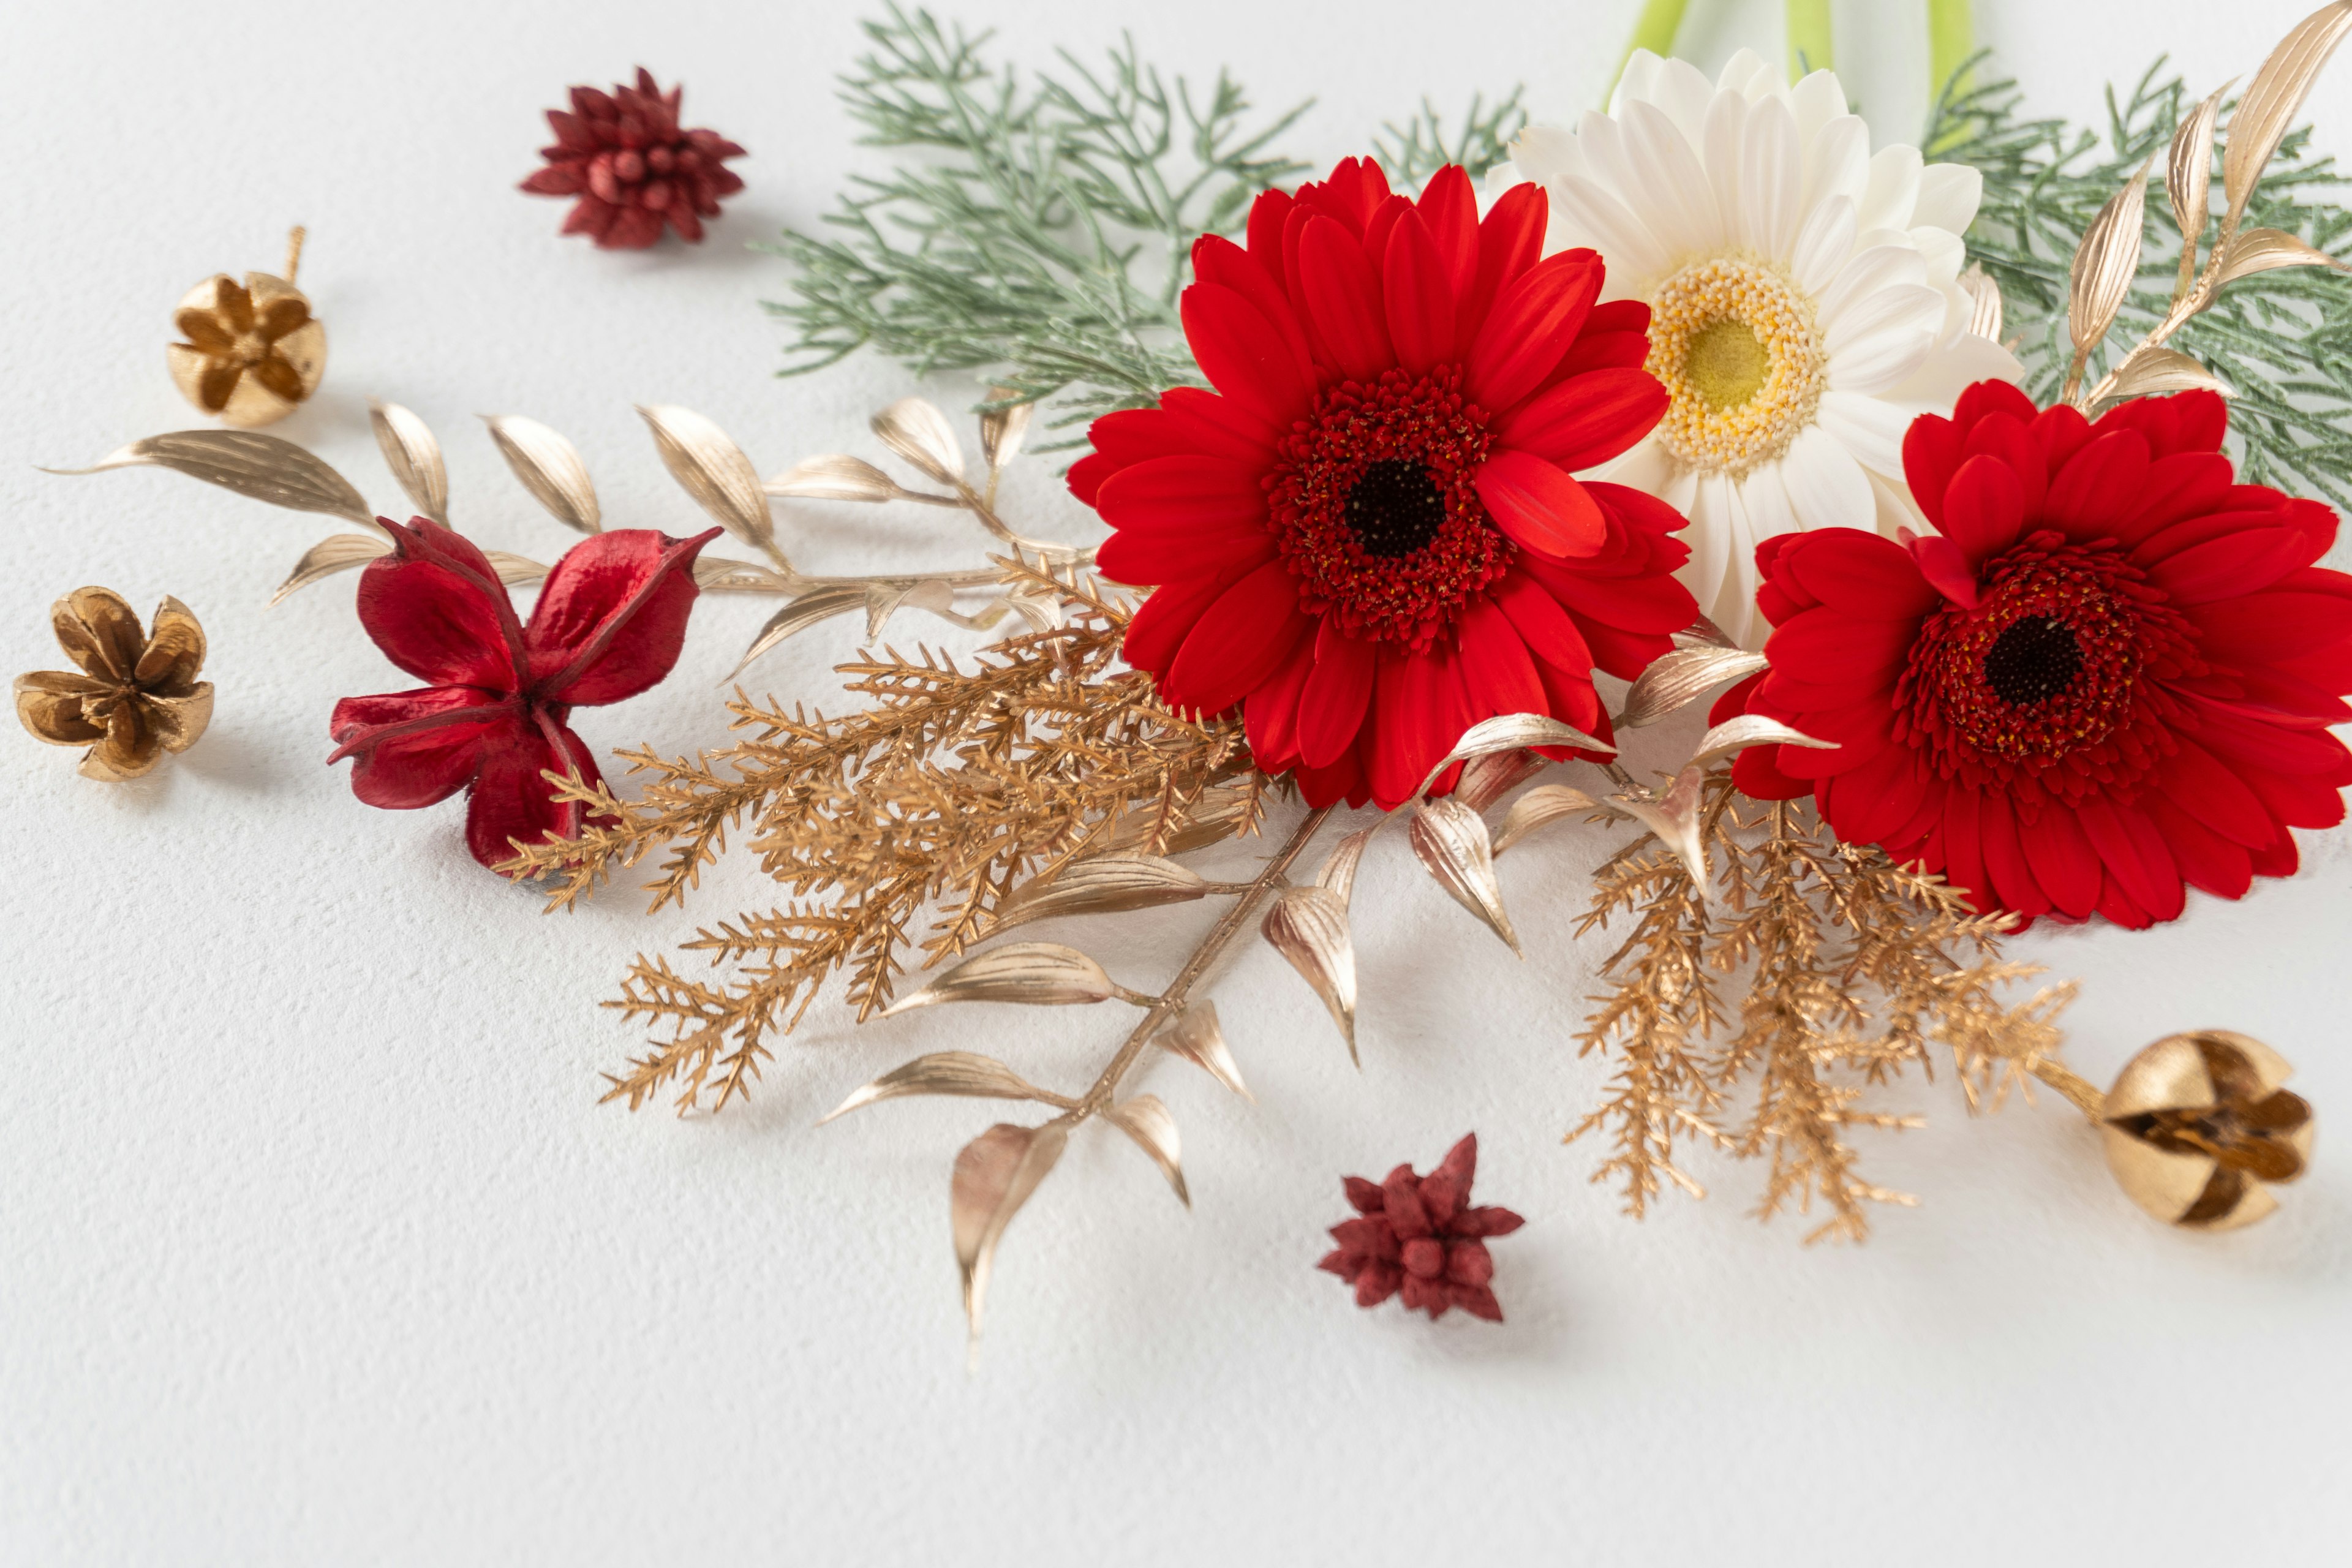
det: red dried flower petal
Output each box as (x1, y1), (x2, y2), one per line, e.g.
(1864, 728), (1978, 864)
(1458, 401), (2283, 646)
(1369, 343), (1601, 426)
(1325, 1134), (1518, 1321)
(525, 70), (745, 247)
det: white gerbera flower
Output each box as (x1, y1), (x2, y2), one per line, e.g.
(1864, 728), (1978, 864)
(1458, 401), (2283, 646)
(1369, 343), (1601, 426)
(1499, 48), (2022, 646)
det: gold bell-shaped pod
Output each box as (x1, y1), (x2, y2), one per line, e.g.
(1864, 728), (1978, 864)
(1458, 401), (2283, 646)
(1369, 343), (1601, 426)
(167, 227), (325, 428)
(2101, 1031), (2315, 1231)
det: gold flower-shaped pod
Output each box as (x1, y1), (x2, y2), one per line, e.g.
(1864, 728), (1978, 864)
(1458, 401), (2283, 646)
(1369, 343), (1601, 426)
(15, 589), (214, 781)
(2102, 1031), (2315, 1230)
(167, 246), (325, 429)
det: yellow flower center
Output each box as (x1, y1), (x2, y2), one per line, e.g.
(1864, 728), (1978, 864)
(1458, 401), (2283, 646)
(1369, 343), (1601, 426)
(1644, 255), (1825, 478)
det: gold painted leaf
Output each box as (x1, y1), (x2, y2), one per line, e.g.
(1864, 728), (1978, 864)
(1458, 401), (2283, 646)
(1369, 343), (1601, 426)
(1611, 764), (1710, 889)
(979, 388), (1034, 476)
(1616, 647), (1770, 730)
(952, 1121), (1068, 1344)
(764, 454), (903, 503)
(1457, 748), (1545, 812)
(269, 533), (390, 605)
(482, 415), (601, 533)
(483, 551), (549, 587)
(872, 398), (965, 486)
(2214, 225), (2347, 286)
(1415, 711), (1611, 798)
(1261, 886), (1358, 1061)
(1106, 1095), (1188, 1205)
(693, 557), (794, 594)
(818, 1051), (1058, 1125)
(879, 941), (1118, 1016)
(1492, 783), (1603, 857)
(1690, 714), (1838, 770)
(2092, 345), (2229, 409)
(1672, 612), (1738, 650)
(1153, 1001), (1251, 1101)
(865, 578), (958, 641)
(2068, 159), (2151, 356)
(729, 585), (869, 678)
(1957, 262), (2005, 343)
(1098, 782), (1257, 857)
(368, 401), (447, 523)
(990, 853), (1211, 933)
(2168, 81), (2230, 248)
(1409, 797), (1520, 956)
(1314, 826), (1378, 907)
(2223, 2), (2352, 228)
(48, 431), (375, 527)
(637, 404), (776, 555)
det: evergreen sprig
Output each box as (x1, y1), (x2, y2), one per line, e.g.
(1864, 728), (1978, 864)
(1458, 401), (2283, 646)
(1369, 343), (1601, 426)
(1931, 55), (2352, 507)
(1373, 88), (1529, 191)
(763, 4), (1310, 429)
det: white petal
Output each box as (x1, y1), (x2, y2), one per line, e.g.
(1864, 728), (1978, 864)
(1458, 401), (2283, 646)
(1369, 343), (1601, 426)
(1701, 88), (1748, 255)
(1508, 124), (1585, 185)
(1826, 283), (1947, 391)
(1551, 174), (1672, 291)
(1913, 163), (1984, 235)
(1678, 473), (1736, 622)
(1803, 115), (1872, 222)
(1877, 331), (2026, 417)
(1789, 194), (1858, 295)
(1909, 225), (1966, 288)
(1790, 70), (1850, 145)
(1777, 422), (1876, 533)
(1597, 435), (1676, 491)
(1740, 459), (1800, 548)
(1651, 57), (1719, 147)
(1865, 467), (1926, 539)
(1610, 50), (1667, 117)
(1576, 109), (1641, 204)
(1815, 244), (1929, 333)
(1858, 145), (1924, 233)
(1718, 48), (1778, 101)
(1814, 390), (1910, 477)
(1624, 99), (1723, 262)
(1740, 96), (1803, 260)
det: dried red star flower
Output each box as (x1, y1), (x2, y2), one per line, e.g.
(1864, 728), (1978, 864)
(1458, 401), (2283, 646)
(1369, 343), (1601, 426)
(1319, 1133), (1524, 1321)
(1071, 156), (1695, 810)
(328, 518), (718, 870)
(521, 68), (746, 248)
(1718, 381), (2352, 929)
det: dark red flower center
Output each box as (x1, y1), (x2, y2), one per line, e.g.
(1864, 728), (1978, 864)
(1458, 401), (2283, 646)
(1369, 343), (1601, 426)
(1266, 364), (1511, 651)
(1897, 532), (2201, 801)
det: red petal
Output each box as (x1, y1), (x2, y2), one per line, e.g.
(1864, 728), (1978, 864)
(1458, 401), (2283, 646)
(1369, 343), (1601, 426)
(1369, 646), (1448, 807)
(2161, 737), (2279, 849)
(2016, 806), (2102, 918)
(1936, 786), (1993, 916)
(1493, 367), (1666, 473)
(1765, 607), (1915, 687)
(1819, 739), (1926, 845)
(2190, 590), (2352, 665)
(1156, 386), (1280, 461)
(1297, 213), (1392, 382)
(1191, 234), (1317, 393)
(2116, 454), (2235, 545)
(2045, 430), (2152, 538)
(1782, 530), (1939, 620)
(465, 717), (605, 871)
(1244, 633), (1316, 771)
(525, 528), (719, 704)
(1939, 454), (2024, 565)
(1297, 619), (1378, 769)
(1457, 598), (1548, 720)
(1095, 455), (1269, 533)
(2143, 795), (2254, 900)
(600, 206), (665, 249)
(1494, 572), (1594, 674)
(1978, 794), (2049, 919)
(2077, 800), (2184, 924)
(521, 165), (586, 195)
(1474, 450), (1605, 559)
(1163, 560), (1310, 715)
(1382, 209), (1457, 372)
(2145, 527), (2314, 603)
(1458, 182), (1546, 347)
(1122, 570), (1244, 678)
(1466, 250), (1602, 413)
(1097, 521), (1270, 587)
(1901, 412), (1964, 530)
(328, 686), (511, 808)
(356, 518), (527, 690)
(1416, 165), (1480, 301)
(1180, 282), (1314, 426)
(1243, 187), (1295, 290)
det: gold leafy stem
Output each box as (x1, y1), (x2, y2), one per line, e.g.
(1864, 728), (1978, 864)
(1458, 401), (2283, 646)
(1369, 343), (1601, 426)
(46, 388), (1094, 677)
(2061, 1), (2352, 409)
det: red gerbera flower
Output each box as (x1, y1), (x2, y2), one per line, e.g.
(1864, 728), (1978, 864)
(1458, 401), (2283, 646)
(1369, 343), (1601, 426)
(520, 69), (746, 248)
(1070, 157), (1697, 809)
(1719, 380), (2352, 928)
(1319, 1133), (1525, 1321)
(328, 517), (719, 870)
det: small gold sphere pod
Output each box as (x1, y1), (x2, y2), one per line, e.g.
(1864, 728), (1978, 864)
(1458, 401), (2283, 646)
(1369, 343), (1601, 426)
(2101, 1031), (2315, 1230)
(166, 227), (326, 428)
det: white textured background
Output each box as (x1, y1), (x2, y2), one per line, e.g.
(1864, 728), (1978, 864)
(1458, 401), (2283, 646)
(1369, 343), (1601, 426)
(7, 2), (2352, 1563)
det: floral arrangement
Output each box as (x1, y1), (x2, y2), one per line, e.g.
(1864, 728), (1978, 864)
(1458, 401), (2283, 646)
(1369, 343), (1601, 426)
(39, 1), (2352, 1344)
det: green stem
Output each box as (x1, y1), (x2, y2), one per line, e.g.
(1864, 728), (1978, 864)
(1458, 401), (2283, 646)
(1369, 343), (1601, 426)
(1928, 0), (1975, 102)
(1613, 0), (1692, 100)
(1785, 0), (1833, 80)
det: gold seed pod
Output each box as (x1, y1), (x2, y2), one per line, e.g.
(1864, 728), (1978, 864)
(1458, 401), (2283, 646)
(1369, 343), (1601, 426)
(167, 227), (325, 428)
(2101, 1031), (2314, 1230)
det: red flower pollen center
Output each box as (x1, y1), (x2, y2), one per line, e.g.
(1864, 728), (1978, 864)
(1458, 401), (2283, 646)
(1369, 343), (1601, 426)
(1266, 364), (1511, 650)
(1899, 532), (2198, 799)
